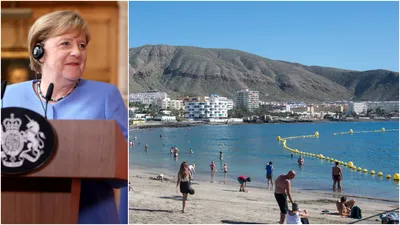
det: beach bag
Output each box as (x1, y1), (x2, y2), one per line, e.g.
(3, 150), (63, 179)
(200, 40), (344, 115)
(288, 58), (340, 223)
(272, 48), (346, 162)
(189, 180), (195, 195)
(301, 218), (310, 224)
(349, 206), (362, 219)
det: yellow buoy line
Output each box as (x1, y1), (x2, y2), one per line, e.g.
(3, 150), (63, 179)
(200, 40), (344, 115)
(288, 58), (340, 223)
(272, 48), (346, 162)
(277, 132), (399, 181)
(333, 127), (399, 135)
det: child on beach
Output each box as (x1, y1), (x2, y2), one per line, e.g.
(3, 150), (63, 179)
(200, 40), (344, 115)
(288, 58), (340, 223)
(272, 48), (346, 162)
(223, 163), (228, 173)
(237, 176), (251, 192)
(286, 203), (309, 224)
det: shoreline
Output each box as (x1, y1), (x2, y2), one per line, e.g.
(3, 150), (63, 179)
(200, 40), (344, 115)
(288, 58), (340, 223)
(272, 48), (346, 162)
(130, 119), (398, 130)
(129, 165), (398, 204)
(129, 167), (399, 224)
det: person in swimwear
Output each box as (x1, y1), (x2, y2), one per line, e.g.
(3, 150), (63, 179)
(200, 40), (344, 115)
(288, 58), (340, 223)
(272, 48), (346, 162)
(332, 161), (343, 191)
(223, 163), (228, 173)
(275, 170), (296, 224)
(210, 161), (216, 172)
(297, 156), (304, 165)
(237, 176), (251, 192)
(173, 147), (179, 158)
(336, 196), (356, 216)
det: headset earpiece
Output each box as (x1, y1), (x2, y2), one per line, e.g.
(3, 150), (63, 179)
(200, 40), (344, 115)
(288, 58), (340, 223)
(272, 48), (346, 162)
(32, 43), (44, 60)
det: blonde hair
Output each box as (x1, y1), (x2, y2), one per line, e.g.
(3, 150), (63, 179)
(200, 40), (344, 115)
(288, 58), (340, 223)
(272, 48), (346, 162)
(27, 10), (91, 73)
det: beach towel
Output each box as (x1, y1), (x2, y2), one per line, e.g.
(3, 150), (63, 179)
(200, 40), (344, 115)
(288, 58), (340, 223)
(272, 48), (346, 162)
(349, 206), (362, 219)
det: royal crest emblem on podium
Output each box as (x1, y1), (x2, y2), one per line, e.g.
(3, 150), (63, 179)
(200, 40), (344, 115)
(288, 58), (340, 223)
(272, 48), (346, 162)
(1, 107), (55, 175)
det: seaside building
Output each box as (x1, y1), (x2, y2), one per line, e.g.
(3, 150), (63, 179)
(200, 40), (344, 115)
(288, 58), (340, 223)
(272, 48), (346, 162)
(236, 89), (259, 111)
(311, 104), (344, 114)
(348, 101), (399, 114)
(366, 101), (399, 113)
(184, 94), (233, 119)
(156, 98), (184, 110)
(129, 91), (168, 105)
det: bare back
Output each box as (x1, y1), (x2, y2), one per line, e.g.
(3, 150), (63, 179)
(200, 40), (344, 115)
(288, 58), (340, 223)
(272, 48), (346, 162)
(275, 175), (290, 194)
(332, 166), (342, 176)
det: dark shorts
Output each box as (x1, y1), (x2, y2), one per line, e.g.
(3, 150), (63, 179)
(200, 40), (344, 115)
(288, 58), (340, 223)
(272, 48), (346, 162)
(333, 175), (342, 181)
(275, 193), (288, 214)
(267, 174), (273, 179)
(237, 178), (245, 185)
(180, 181), (190, 194)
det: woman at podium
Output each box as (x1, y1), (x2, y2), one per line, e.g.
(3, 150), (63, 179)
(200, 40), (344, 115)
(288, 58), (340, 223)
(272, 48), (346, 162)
(2, 11), (128, 224)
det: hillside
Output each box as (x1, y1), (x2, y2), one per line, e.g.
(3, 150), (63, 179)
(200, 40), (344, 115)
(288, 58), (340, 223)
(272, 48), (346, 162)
(129, 45), (399, 101)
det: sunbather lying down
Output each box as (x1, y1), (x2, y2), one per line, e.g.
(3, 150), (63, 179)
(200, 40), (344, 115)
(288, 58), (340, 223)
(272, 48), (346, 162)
(336, 196), (356, 216)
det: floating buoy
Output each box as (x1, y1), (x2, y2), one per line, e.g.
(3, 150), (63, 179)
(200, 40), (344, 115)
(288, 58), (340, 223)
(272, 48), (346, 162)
(394, 173), (399, 180)
(277, 136), (281, 141)
(386, 174), (391, 179)
(378, 172), (383, 176)
(348, 161), (354, 167)
(363, 169), (368, 173)
(382, 128), (385, 132)
(357, 167), (362, 171)
(370, 170), (375, 175)
(314, 131), (319, 137)
(349, 129), (353, 134)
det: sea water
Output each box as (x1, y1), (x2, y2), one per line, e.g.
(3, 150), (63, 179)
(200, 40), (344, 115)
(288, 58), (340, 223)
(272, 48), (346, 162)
(129, 121), (399, 200)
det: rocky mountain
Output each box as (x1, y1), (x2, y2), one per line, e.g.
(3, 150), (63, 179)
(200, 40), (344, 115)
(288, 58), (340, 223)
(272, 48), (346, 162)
(129, 45), (399, 102)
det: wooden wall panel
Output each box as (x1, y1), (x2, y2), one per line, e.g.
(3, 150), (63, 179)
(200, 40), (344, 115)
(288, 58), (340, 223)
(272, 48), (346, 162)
(1, 2), (119, 86)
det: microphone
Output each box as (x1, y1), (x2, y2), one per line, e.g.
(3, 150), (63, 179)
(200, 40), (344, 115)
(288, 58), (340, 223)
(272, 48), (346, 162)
(44, 83), (54, 119)
(1, 80), (7, 109)
(1, 80), (7, 100)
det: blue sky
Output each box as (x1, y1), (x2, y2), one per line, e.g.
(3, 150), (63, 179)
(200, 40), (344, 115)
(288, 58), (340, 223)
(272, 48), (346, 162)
(129, 1), (399, 72)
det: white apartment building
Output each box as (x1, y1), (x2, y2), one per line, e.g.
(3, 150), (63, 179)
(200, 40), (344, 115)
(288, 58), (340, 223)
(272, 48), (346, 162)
(184, 94), (233, 119)
(129, 91), (168, 105)
(348, 101), (398, 114)
(366, 101), (399, 113)
(156, 98), (184, 110)
(236, 89), (259, 111)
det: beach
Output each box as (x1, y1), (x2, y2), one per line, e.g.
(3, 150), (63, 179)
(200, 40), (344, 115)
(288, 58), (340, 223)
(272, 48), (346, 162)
(129, 168), (399, 224)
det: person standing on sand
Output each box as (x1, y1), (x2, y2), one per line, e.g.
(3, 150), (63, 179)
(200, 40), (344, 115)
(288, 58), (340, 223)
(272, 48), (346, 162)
(266, 161), (274, 189)
(223, 163), (228, 173)
(275, 170), (296, 224)
(176, 162), (192, 213)
(332, 162), (343, 191)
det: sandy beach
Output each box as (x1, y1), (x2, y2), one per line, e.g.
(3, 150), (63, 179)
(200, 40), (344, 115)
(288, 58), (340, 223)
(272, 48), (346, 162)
(129, 168), (399, 224)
